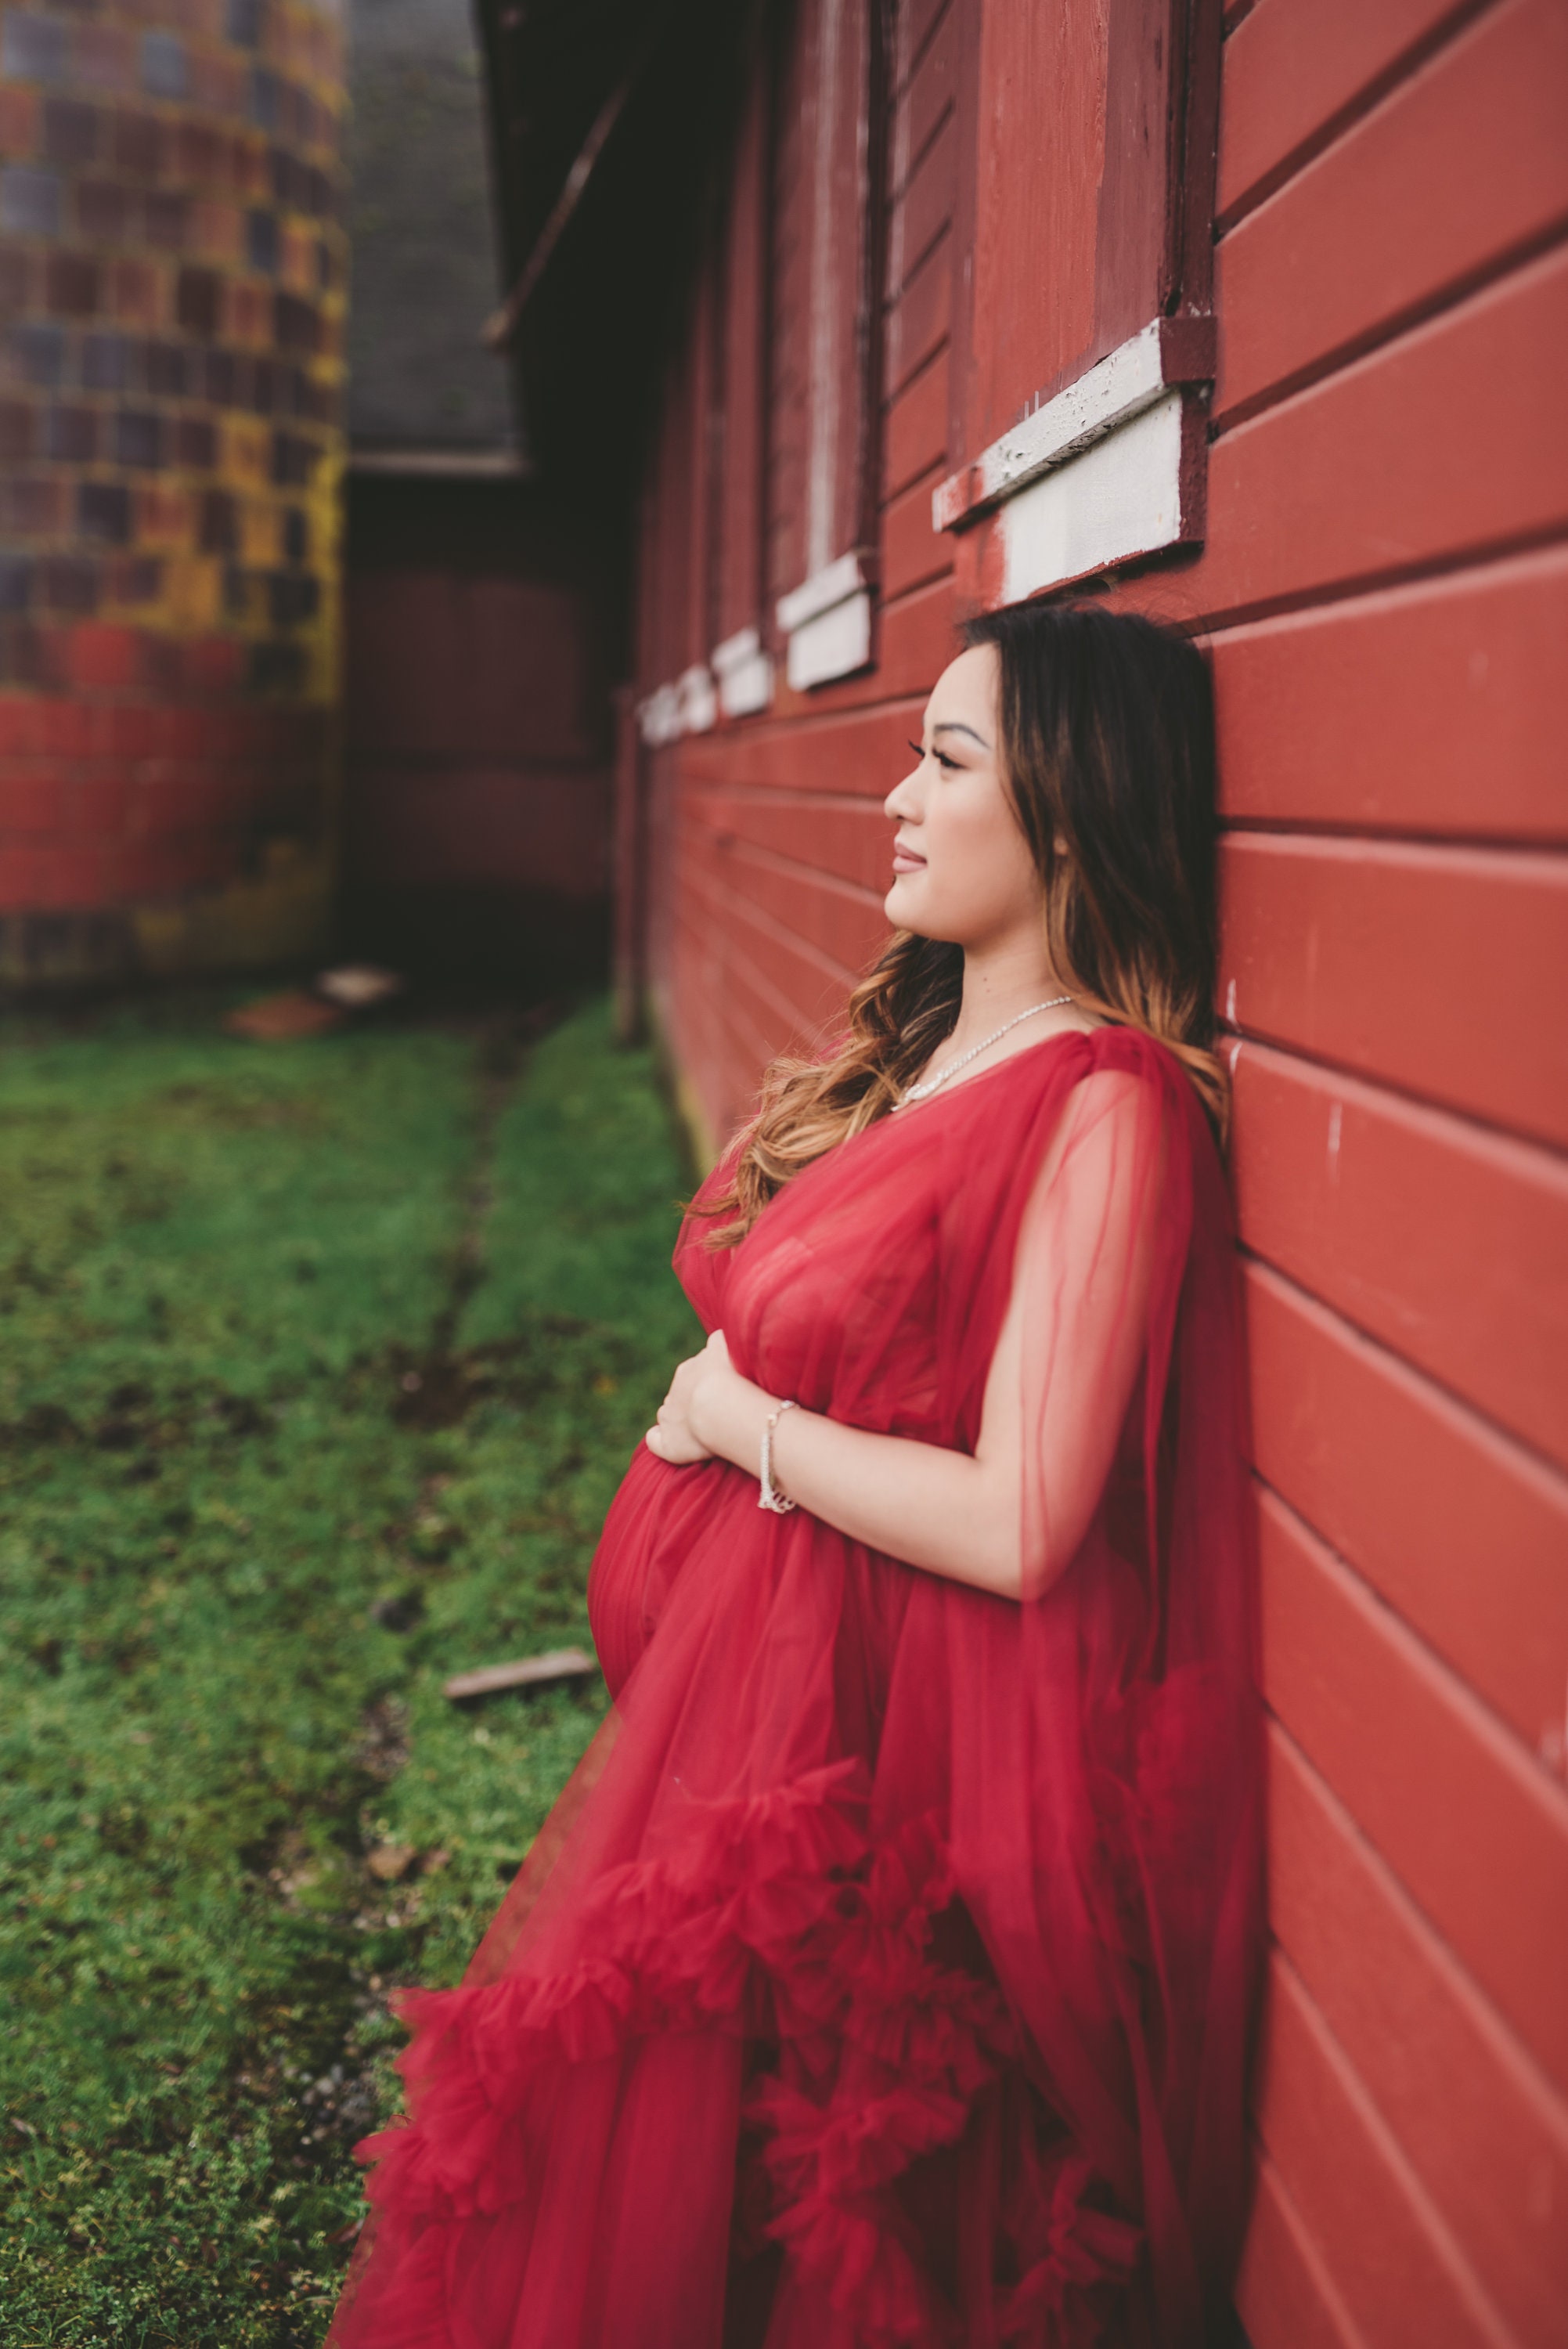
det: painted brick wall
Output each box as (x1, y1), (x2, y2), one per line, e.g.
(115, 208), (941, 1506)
(0, 0), (346, 986)
(626, 2), (1568, 2340)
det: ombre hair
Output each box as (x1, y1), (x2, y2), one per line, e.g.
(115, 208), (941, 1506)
(693, 601), (1227, 1247)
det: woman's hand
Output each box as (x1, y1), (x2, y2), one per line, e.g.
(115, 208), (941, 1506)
(644, 1329), (736, 1465)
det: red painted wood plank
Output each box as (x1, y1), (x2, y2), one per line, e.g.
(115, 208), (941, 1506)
(884, 348), (950, 500)
(1151, 240), (1568, 630)
(1217, 0), (1568, 423)
(885, 234), (952, 398)
(893, 0), (953, 94)
(1229, 1040), (1568, 1469)
(673, 908), (803, 1084)
(881, 463), (953, 601)
(893, 0), (959, 184)
(1208, 543), (1568, 842)
(689, 790), (892, 893)
(680, 857), (856, 1012)
(1253, 1949), (1515, 2348)
(1259, 1486), (1568, 2092)
(1217, 0), (1485, 226)
(669, 915), (794, 1112)
(1245, 1261), (1568, 1765)
(1268, 1724), (1568, 2347)
(723, 842), (885, 975)
(1236, 2149), (1369, 2349)
(690, 701), (926, 797)
(889, 107), (956, 294)
(1218, 832), (1568, 1147)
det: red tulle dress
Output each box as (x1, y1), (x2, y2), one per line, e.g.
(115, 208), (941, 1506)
(330, 1026), (1264, 2349)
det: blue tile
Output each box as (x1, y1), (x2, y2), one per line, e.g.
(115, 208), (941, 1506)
(1, 165), (62, 239)
(113, 408), (163, 467)
(141, 31), (188, 100)
(0, 13), (67, 84)
(9, 323), (67, 388)
(246, 208), (279, 274)
(81, 332), (130, 392)
(248, 67), (279, 131)
(0, 553), (34, 613)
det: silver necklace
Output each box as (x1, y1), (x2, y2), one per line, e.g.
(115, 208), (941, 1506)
(892, 996), (1073, 1110)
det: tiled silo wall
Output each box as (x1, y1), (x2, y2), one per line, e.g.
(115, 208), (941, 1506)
(0, 0), (345, 985)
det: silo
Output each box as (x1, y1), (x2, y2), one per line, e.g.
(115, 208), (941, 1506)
(0, 0), (346, 986)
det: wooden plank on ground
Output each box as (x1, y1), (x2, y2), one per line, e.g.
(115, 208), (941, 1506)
(443, 1647), (597, 1701)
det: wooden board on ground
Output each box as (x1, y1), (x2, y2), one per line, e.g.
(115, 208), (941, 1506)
(442, 1647), (597, 1701)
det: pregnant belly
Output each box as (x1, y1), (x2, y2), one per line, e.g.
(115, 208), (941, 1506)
(586, 1442), (745, 1697)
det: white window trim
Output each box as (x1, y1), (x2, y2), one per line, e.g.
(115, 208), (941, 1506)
(637, 682), (681, 746)
(932, 316), (1213, 605)
(710, 626), (773, 718)
(775, 552), (874, 691)
(676, 662), (717, 734)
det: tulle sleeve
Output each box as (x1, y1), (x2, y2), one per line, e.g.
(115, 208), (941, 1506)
(999, 1055), (1180, 1608)
(939, 1036), (1263, 2344)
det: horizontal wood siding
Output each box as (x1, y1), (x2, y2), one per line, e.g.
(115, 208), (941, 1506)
(656, 0), (965, 1146)
(629, 1), (1568, 2336)
(1209, 2), (1568, 2334)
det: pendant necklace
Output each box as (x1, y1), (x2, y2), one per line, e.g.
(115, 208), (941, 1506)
(892, 996), (1074, 1111)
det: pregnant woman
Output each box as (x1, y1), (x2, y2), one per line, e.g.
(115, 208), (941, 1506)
(329, 601), (1264, 2349)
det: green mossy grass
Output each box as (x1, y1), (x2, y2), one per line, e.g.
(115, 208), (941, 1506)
(0, 993), (700, 2345)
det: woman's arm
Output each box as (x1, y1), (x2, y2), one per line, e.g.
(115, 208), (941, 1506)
(646, 1069), (1162, 1602)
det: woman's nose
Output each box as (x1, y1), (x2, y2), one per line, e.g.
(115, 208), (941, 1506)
(884, 767), (921, 821)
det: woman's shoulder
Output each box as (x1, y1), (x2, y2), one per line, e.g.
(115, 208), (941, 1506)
(1004, 1023), (1220, 1197)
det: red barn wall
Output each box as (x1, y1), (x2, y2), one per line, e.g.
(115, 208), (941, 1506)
(341, 471), (618, 987)
(627, 2), (1568, 2340)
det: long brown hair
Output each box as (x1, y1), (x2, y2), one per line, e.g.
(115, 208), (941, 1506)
(692, 601), (1226, 1246)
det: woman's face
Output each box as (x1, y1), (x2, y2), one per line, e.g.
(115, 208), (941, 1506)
(882, 644), (1043, 946)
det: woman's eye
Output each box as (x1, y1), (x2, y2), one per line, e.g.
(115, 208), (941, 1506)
(907, 736), (958, 772)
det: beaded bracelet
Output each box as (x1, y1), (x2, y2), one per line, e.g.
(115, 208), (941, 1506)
(759, 1398), (798, 1513)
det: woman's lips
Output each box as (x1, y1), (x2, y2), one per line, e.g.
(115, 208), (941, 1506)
(892, 846), (926, 873)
